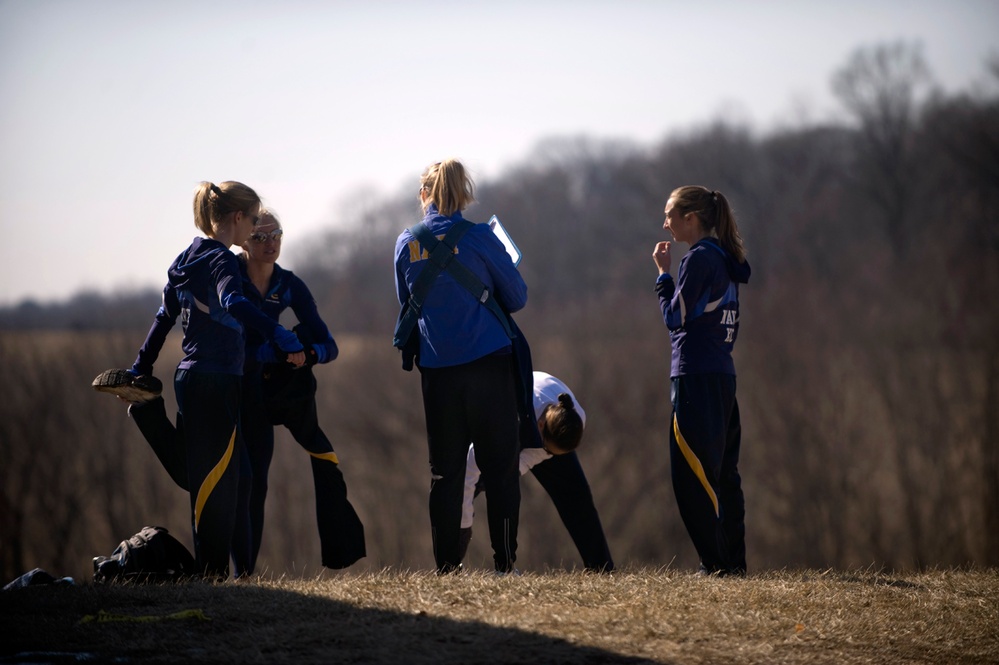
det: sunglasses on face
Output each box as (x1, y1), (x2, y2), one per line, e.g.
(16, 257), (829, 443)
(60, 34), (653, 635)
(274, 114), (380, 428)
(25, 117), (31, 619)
(249, 229), (284, 243)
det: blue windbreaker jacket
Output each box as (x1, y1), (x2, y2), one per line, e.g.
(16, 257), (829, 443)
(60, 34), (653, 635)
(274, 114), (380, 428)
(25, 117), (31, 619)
(394, 205), (528, 368)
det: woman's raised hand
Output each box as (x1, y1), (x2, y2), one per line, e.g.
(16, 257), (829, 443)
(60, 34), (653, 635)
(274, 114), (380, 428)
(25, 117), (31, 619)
(653, 241), (672, 275)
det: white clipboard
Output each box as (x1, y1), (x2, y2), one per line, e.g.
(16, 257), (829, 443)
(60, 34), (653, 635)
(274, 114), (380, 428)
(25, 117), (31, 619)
(487, 215), (522, 266)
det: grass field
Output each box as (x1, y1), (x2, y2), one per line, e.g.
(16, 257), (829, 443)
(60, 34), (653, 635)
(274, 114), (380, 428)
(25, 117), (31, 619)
(2, 568), (997, 664)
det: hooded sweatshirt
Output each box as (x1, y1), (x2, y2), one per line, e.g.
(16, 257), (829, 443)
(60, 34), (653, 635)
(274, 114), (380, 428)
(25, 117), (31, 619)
(132, 237), (286, 377)
(655, 237), (751, 377)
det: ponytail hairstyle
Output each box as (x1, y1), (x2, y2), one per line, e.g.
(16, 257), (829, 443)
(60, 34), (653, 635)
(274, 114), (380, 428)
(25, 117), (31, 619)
(669, 185), (746, 263)
(539, 393), (585, 454)
(192, 181), (261, 237)
(419, 158), (475, 217)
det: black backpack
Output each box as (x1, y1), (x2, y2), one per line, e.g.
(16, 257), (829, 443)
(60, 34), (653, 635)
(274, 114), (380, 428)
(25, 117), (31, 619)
(93, 525), (196, 583)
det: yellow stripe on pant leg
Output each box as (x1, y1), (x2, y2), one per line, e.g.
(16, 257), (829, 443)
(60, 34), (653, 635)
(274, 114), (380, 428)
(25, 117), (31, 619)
(673, 414), (720, 517)
(194, 426), (236, 531)
(308, 451), (339, 464)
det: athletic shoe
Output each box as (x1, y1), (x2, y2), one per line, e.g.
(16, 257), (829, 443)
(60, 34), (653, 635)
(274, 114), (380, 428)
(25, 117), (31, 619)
(494, 567), (521, 577)
(92, 369), (162, 403)
(436, 563), (464, 576)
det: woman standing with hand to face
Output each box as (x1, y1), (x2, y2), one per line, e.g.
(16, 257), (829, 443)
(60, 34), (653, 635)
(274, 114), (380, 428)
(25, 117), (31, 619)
(394, 159), (528, 574)
(652, 185), (751, 577)
(94, 181), (305, 580)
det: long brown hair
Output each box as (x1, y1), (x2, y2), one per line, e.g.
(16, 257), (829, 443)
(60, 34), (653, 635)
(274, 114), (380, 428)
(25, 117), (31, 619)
(669, 185), (746, 263)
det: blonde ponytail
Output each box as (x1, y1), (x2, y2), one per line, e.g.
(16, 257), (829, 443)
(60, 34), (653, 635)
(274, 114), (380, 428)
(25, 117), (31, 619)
(420, 159), (475, 217)
(191, 180), (260, 237)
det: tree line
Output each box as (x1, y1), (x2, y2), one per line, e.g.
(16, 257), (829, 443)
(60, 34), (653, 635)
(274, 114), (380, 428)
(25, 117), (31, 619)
(2, 43), (997, 583)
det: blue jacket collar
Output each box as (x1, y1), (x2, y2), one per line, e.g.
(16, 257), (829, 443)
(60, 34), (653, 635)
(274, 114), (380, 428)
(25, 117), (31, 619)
(424, 203), (464, 221)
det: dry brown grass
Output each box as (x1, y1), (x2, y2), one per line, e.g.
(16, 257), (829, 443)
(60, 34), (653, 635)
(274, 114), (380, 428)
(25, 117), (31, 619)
(2, 568), (997, 664)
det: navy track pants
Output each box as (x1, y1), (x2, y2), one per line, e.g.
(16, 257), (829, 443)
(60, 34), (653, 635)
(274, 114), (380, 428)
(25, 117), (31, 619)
(236, 366), (365, 574)
(421, 352), (521, 573)
(174, 369), (243, 580)
(529, 451), (614, 572)
(669, 373), (746, 575)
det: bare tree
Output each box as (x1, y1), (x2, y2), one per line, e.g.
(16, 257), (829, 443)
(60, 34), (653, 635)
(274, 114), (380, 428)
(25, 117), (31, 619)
(832, 42), (934, 254)
(921, 65), (999, 564)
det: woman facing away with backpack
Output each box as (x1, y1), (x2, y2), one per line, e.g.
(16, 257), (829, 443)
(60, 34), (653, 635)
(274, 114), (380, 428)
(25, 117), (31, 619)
(93, 181), (305, 581)
(652, 185), (751, 576)
(394, 158), (528, 574)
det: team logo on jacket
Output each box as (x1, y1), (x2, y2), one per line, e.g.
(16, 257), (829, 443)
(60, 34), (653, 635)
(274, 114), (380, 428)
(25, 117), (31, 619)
(722, 309), (737, 342)
(408, 237), (459, 263)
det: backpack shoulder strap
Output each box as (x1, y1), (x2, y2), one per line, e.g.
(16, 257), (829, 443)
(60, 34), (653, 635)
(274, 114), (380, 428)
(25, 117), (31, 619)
(411, 220), (473, 271)
(420, 221), (515, 340)
(393, 219), (515, 350)
(392, 221), (473, 348)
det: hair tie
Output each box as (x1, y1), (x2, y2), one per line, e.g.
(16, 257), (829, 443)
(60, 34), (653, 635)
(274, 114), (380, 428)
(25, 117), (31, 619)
(210, 183), (222, 197)
(557, 393), (575, 410)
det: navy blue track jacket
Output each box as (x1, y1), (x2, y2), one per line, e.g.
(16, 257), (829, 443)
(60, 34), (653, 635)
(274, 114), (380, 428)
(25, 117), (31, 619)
(132, 237), (286, 377)
(656, 238), (751, 377)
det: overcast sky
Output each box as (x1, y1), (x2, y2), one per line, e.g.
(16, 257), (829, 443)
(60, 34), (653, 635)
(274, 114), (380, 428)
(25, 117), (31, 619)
(1, 0), (996, 306)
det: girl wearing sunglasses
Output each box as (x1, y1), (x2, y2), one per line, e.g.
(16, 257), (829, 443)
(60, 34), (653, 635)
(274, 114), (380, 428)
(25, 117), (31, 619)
(233, 209), (366, 574)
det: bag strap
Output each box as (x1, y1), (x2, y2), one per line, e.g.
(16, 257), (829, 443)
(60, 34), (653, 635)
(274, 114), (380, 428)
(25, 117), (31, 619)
(392, 221), (474, 348)
(393, 220), (515, 349)
(410, 221), (515, 340)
